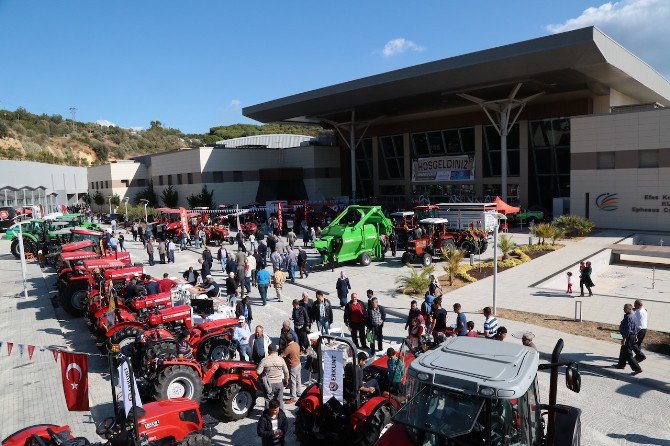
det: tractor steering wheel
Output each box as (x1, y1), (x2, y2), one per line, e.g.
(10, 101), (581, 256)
(95, 416), (118, 438)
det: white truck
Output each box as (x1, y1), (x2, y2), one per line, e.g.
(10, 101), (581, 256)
(435, 202), (499, 233)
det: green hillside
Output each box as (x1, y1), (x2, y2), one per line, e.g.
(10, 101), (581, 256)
(0, 107), (325, 166)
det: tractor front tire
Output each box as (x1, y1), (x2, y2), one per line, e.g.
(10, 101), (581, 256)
(109, 326), (144, 356)
(178, 433), (212, 446)
(359, 251), (372, 266)
(196, 336), (235, 362)
(61, 283), (88, 316)
(153, 365), (204, 402)
(421, 253), (432, 267)
(353, 404), (393, 446)
(10, 239), (21, 259)
(144, 341), (178, 362)
(459, 240), (475, 255)
(401, 252), (413, 265)
(441, 239), (456, 251)
(294, 408), (318, 446)
(217, 384), (255, 421)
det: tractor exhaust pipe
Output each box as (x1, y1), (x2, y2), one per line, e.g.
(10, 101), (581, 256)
(547, 338), (564, 445)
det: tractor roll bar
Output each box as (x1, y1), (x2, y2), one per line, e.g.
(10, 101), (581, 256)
(315, 335), (359, 408)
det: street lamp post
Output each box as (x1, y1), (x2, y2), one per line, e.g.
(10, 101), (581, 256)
(139, 199), (149, 223)
(491, 212), (507, 315)
(107, 196), (113, 215)
(124, 197), (130, 221)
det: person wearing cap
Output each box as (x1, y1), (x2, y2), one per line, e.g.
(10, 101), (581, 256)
(200, 275), (220, 298)
(522, 333), (537, 350)
(256, 343), (289, 410)
(233, 317), (252, 361)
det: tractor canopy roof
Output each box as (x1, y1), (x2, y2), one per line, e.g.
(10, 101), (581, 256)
(60, 251), (100, 261)
(104, 266), (144, 279)
(61, 240), (95, 252)
(390, 211), (415, 217)
(419, 218), (449, 225)
(410, 337), (538, 399)
(72, 228), (103, 236)
(82, 259), (125, 270)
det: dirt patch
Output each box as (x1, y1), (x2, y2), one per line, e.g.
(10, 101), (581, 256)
(468, 264), (515, 280)
(497, 308), (670, 356)
(435, 276), (471, 293)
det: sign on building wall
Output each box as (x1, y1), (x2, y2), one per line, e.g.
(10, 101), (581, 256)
(411, 155), (475, 183)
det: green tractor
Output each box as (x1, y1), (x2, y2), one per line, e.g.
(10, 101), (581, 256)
(5, 219), (55, 259)
(314, 205), (394, 267)
(57, 213), (100, 231)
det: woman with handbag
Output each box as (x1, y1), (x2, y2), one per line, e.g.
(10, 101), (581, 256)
(429, 275), (443, 298)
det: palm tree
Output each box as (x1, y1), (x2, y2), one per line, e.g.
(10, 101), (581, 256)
(550, 225), (566, 245)
(441, 247), (465, 286)
(497, 234), (516, 260)
(396, 265), (435, 295)
(531, 223), (554, 245)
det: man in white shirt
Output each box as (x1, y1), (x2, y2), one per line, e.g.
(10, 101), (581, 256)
(634, 299), (648, 352)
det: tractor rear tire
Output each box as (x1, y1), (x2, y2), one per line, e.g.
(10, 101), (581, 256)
(153, 365), (204, 402)
(294, 408), (318, 445)
(144, 341), (178, 362)
(217, 384), (255, 421)
(10, 239), (21, 259)
(177, 433), (211, 446)
(359, 251), (372, 266)
(460, 240), (475, 255)
(61, 283), (88, 316)
(401, 252), (412, 265)
(109, 326), (144, 356)
(553, 405), (581, 446)
(353, 404), (393, 446)
(441, 239), (456, 251)
(195, 336), (235, 363)
(421, 253), (432, 267)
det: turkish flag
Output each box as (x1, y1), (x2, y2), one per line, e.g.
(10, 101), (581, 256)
(60, 352), (90, 411)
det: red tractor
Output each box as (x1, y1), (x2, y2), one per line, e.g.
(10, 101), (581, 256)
(294, 336), (414, 446)
(138, 357), (261, 421)
(56, 257), (126, 303)
(1, 398), (217, 446)
(401, 218), (488, 266)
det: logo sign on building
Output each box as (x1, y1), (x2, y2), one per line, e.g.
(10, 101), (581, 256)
(595, 193), (618, 211)
(321, 349), (344, 404)
(411, 155), (475, 183)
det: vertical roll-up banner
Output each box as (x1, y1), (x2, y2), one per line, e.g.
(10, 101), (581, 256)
(118, 361), (143, 416)
(322, 349), (344, 403)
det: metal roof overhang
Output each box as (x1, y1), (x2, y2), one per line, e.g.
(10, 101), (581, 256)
(243, 27), (670, 125)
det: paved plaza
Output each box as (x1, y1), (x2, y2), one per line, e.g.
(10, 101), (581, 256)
(1, 229), (669, 445)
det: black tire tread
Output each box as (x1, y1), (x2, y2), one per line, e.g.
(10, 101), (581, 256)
(153, 365), (204, 403)
(217, 383), (254, 421)
(178, 433), (211, 446)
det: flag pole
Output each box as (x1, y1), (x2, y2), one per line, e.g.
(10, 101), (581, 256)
(124, 356), (142, 446)
(108, 354), (119, 416)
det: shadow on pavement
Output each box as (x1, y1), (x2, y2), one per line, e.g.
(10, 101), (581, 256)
(607, 433), (670, 445)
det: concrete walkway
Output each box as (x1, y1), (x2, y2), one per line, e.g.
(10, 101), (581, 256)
(290, 230), (670, 392)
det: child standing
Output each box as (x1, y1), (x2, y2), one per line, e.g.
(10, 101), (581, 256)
(566, 271), (573, 294)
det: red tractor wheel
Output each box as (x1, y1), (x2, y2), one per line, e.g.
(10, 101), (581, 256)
(353, 404), (394, 446)
(177, 433), (212, 446)
(421, 252), (432, 267)
(153, 365), (204, 402)
(109, 326), (144, 356)
(61, 282), (88, 316)
(217, 383), (255, 421)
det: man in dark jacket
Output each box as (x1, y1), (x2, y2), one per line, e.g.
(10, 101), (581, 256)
(257, 240), (268, 260)
(344, 293), (368, 349)
(278, 321), (298, 353)
(310, 291), (333, 335)
(365, 297), (386, 355)
(257, 399), (288, 446)
(199, 258), (211, 281)
(299, 292), (314, 324)
(617, 303), (643, 374)
(235, 296), (253, 328)
(297, 247), (309, 278)
(145, 274), (160, 295)
(290, 300), (311, 352)
(183, 267), (199, 286)
(225, 255), (237, 274)
(202, 247), (213, 269)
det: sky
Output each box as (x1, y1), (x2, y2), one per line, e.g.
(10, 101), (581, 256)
(0, 0), (668, 134)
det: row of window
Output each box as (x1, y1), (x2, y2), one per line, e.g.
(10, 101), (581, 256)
(597, 150), (661, 169)
(158, 173), (194, 186)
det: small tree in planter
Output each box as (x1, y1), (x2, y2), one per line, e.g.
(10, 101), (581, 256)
(396, 265), (435, 295)
(441, 247), (465, 286)
(497, 234), (516, 260)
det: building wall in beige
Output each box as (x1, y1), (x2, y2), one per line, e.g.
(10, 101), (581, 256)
(571, 108), (670, 231)
(88, 161), (149, 204)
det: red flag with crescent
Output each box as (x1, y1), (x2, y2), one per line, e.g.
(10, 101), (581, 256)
(60, 352), (89, 411)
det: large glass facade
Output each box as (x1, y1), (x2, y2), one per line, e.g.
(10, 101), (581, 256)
(379, 135), (405, 180)
(528, 118), (570, 209)
(483, 124), (520, 177)
(355, 138), (374, 198)
(411, 184), (476, 203)
(411, 127), (475, 157)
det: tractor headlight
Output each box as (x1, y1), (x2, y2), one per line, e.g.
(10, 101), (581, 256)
(110, 344), (120, 353)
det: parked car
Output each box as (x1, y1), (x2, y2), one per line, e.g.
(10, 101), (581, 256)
(102, 213), (125, 224)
